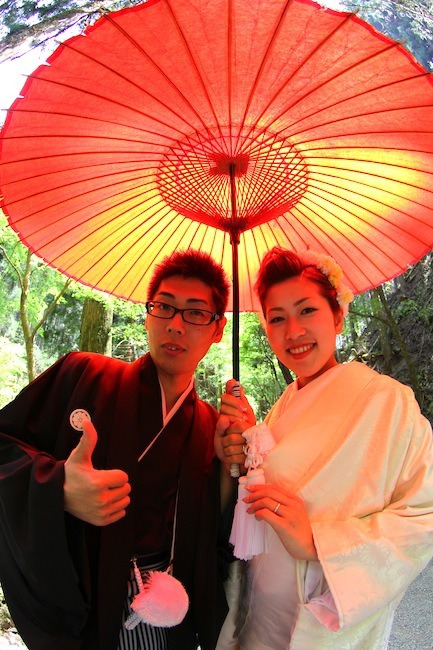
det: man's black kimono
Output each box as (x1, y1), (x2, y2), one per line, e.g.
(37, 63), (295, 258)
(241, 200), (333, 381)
(0, 352), (227, 650)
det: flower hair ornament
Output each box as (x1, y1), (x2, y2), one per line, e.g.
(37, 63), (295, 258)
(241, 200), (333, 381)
(301, 250), (354, 316)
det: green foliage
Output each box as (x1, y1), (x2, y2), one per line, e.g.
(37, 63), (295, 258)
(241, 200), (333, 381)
(194, 315), (233, 408)
(0, 209), (150, 373)
(111, 298), (149, 360)
(0, 229), (21, 339)
(238, 314), (287, 420)
(341, 0), (433, 70)
(0, 212), (74, 371)
(0, 337), (27, 407)
(40, 291), (83, 359)
(338, 253), (433, 422)
(195, 314), (288, 421)
(68, 285), (150, 360)
(395, 297), (433, 326)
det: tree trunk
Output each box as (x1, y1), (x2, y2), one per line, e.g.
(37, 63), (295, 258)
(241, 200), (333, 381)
(20, 251), (36, 381)
(374, 286), (423, 407)
(278, 360), (294, 385)
(79, 297), (113, 355)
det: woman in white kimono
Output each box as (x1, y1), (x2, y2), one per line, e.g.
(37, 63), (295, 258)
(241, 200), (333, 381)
(215, 247), (433, 650)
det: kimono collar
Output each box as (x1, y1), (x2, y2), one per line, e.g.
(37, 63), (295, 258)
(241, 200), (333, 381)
(137, 374), (194, 463)
(158, 376), (195, 426)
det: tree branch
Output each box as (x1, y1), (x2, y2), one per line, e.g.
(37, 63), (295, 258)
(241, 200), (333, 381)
(0, 244), (24, 289)
(347, 308), (389, 325)
(0, 1), (142, 62)
(31, 277), (72, 338)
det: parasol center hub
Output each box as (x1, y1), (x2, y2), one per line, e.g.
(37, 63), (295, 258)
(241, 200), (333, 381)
(157, 127), (308, 230)
(210, 154), (250, 177)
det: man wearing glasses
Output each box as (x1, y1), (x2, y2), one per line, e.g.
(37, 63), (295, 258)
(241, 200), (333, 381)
(0, 250), (230, 650)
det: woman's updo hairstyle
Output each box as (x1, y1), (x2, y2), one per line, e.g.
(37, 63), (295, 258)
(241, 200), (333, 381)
(254, 247), (341, 316)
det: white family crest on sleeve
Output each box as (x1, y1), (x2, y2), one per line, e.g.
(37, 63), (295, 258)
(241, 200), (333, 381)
(69, 409), (92, 431)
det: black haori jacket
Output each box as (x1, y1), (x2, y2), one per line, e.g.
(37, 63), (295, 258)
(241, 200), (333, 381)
(0, 352), (227, 650)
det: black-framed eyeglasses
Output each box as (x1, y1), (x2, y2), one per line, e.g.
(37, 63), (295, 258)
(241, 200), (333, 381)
(145, 301), (220, 326)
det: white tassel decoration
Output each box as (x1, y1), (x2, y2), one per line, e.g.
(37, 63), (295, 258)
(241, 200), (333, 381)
(229, 422), (276, 561)
(230, 468), (268, 560)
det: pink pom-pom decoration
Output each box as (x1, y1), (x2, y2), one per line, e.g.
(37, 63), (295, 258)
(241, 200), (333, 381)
(125, 570), (189, 629)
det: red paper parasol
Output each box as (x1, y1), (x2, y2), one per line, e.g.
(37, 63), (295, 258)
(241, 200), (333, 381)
(1, 0), (433, 377)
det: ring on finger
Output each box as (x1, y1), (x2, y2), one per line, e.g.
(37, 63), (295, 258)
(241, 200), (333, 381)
(273, 502), (281, 515)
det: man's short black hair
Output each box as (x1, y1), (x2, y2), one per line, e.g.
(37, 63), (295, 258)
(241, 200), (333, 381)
(147, 249), (230, 315)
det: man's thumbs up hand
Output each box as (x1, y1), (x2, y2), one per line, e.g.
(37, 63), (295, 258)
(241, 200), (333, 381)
(64, 419), (131, 526)
(69, 417), (98, 465)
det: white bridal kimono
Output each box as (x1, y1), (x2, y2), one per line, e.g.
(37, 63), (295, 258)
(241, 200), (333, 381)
(235, 362), (433, 649)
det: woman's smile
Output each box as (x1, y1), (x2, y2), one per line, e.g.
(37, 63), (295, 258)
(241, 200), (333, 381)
(287, 343), (315, 356)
